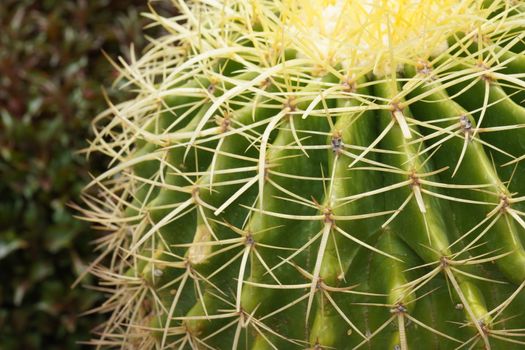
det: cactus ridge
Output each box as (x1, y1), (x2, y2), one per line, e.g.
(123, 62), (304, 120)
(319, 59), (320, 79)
(80, 1), (525, 349)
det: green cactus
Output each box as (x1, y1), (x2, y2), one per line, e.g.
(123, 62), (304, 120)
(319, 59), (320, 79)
(81, 1), (525, 349)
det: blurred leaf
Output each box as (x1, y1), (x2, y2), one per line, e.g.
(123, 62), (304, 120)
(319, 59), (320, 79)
(0, 237), (27, 260)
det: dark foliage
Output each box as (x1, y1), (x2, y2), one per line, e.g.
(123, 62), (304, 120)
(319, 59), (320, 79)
(0, 1), (152, 348)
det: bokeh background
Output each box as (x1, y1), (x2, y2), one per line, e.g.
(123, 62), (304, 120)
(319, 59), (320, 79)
(0, 1), (164, 348)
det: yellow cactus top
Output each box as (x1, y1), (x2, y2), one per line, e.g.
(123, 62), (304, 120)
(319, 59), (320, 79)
(281, 0), (486, 74)
(147, 0), (515, 79)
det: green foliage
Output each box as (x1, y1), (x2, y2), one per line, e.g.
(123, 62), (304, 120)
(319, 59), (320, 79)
(0, 1), (151, 348)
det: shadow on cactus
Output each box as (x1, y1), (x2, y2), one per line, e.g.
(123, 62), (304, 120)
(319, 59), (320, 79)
(79, 1), (525, 349)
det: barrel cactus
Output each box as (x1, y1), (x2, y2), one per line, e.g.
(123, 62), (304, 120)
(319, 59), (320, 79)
(81, 0), (525, 348)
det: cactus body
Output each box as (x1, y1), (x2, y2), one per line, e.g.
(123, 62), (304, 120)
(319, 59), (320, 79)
(83, 1), (525, 349)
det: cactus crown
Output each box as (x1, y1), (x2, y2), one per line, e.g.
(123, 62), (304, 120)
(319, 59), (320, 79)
(81, 0), (525, 349)
(275, 0), (483, 72)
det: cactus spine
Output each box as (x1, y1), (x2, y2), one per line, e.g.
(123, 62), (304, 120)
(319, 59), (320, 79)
(81, 1), (525, 349)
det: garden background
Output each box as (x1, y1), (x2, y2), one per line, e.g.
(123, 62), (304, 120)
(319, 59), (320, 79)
(0, 1), (168, 348)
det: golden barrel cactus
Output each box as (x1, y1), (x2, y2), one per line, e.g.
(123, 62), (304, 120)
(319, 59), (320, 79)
(81, 1), (525, 348)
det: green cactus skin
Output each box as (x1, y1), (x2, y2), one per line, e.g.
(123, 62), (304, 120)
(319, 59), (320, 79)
(81, 1), (525, 349)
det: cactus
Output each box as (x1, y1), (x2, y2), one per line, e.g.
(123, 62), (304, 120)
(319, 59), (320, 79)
(81, 1), (525, 349)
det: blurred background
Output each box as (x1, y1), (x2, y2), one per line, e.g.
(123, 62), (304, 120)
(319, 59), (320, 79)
(0, 1), (161, 348)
